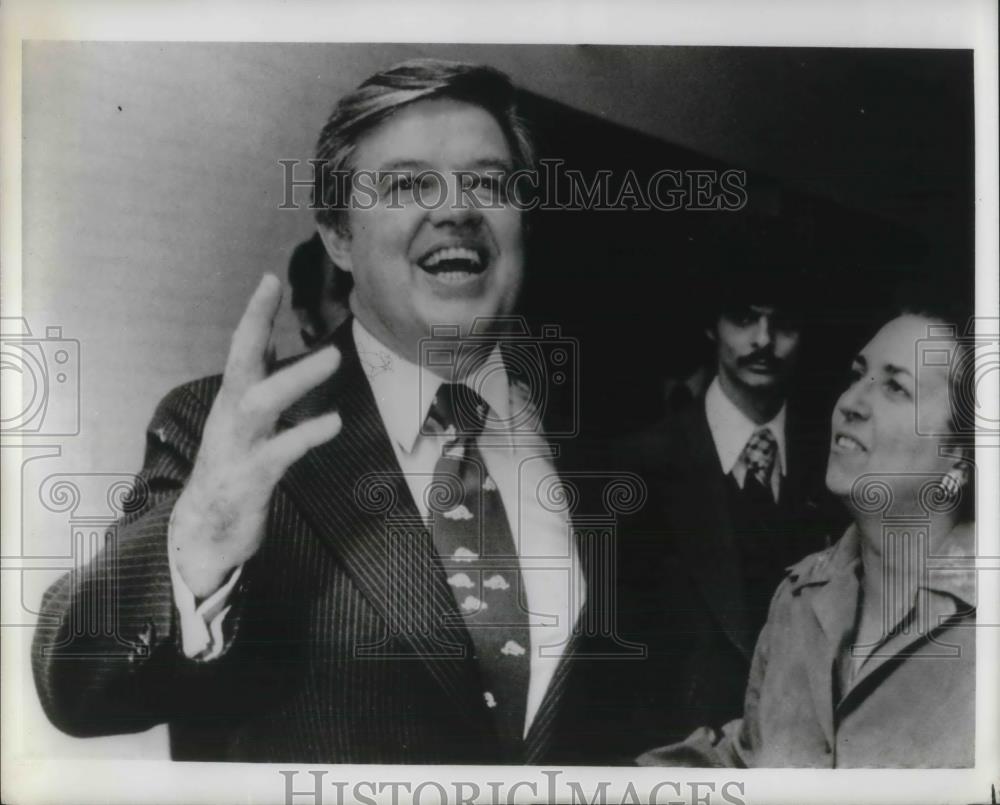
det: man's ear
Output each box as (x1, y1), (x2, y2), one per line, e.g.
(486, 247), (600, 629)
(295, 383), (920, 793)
(704, 325), (717, 344)
(317, 224), (353, 274)
(293, 307), (316, 337)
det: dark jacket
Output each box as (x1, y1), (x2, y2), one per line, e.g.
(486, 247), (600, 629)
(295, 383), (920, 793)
(618, 383), (840, 733)
(32, 321), (693, 764)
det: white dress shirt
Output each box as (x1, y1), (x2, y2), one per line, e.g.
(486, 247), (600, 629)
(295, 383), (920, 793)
(704, 376), (787, 502)
(170, 318), (584, 736)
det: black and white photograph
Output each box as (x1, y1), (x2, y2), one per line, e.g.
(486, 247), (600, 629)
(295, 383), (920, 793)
(1, 2), (997, 804)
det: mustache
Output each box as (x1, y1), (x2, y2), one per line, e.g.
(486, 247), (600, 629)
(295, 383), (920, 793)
(738, 349), (784, 368)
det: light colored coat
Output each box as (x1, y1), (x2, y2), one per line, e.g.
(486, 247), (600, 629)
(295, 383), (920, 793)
(639, 521), (976, 768)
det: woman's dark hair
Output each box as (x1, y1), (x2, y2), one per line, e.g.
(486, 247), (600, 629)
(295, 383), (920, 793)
(890, 280), (976, 522)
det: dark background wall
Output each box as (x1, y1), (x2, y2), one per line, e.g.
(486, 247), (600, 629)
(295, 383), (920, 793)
(516, 47), (973, 435)
(18, 43), (973, 758)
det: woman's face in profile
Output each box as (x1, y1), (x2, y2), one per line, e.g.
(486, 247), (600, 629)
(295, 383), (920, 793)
(826, 314), (955, 502)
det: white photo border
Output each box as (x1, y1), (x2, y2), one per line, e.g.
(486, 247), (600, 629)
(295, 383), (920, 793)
(2, 1), (997, 804)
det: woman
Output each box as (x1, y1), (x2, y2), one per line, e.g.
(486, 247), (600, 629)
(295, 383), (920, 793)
(638, 307), (976, 768)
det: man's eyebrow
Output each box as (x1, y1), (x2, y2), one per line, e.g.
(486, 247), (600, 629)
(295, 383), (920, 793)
(373, 158), (514, 172)
(722, 305), (759, 319)
(376, 159), (431, 173)
(463, 158), (514, 172)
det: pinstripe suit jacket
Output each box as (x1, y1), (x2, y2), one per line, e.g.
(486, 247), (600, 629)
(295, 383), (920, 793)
(32, 320), (675, 764)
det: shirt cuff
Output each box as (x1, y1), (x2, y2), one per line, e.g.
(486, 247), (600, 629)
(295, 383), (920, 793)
(167, 518), (243, 660)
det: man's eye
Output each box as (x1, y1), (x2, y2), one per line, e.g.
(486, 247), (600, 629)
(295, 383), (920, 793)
(772, 316), (800, 333)
(386, 174), (414, 192)
(417, 173), (441, 192)
(470, 173), (506, 200)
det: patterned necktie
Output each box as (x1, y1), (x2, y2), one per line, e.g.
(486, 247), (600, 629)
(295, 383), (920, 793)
(425, 382), (530, 751)
(741, 427), (777, 490)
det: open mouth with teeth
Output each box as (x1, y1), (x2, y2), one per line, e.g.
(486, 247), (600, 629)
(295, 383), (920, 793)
(418, 246), (488, 284)
(833, 433), (867, 453)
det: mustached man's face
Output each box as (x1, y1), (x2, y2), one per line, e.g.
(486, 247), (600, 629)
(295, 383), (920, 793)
(710, 304), (802, 396)
(319, 98), (525, 365)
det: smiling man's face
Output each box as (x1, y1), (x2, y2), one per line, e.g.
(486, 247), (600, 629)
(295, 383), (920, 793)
(320, 97), (524, 366)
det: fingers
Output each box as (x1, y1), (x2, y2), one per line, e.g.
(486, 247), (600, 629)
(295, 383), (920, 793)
(239, 346), (341, 426)
(258, 411), (343, 477)
(224, 274), (283, 391)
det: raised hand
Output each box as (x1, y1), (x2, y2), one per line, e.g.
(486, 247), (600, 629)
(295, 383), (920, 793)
(170, 274), (343, 598)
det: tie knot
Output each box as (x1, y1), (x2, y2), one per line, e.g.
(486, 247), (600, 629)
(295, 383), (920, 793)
(742, 427), (777, 476)
(427, 383), (490, 437)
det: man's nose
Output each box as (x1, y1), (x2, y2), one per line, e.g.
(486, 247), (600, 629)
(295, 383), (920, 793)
(750, 316), (773, 348)
(427, 172), (483, 227)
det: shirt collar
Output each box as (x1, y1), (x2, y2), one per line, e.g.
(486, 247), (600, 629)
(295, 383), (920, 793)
(930, 520), (978, 607)
(704, 375), (788, 476)
(790, 520), (977, 609)
(352, 317), (512, 455)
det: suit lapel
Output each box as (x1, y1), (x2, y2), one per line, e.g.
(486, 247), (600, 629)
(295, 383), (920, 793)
(523, 637), (578, 762)
(521, 438), (652, 760)
(520, 440), (595, 760)
(782, 401), (822, 511)
(668, 403), (755, 657)
(276, 323), (487, 723)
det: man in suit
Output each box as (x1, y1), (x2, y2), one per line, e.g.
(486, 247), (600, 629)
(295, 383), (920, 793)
(623, 248), (838, 734)
(32, 59), (670, 765)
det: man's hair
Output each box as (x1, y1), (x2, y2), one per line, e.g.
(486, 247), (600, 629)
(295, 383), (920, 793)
(698, 216), (817, 332)
(313, 58), (535, 232)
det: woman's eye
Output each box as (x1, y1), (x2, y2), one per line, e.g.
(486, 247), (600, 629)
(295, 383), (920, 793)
(886, 378), (912, 398)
